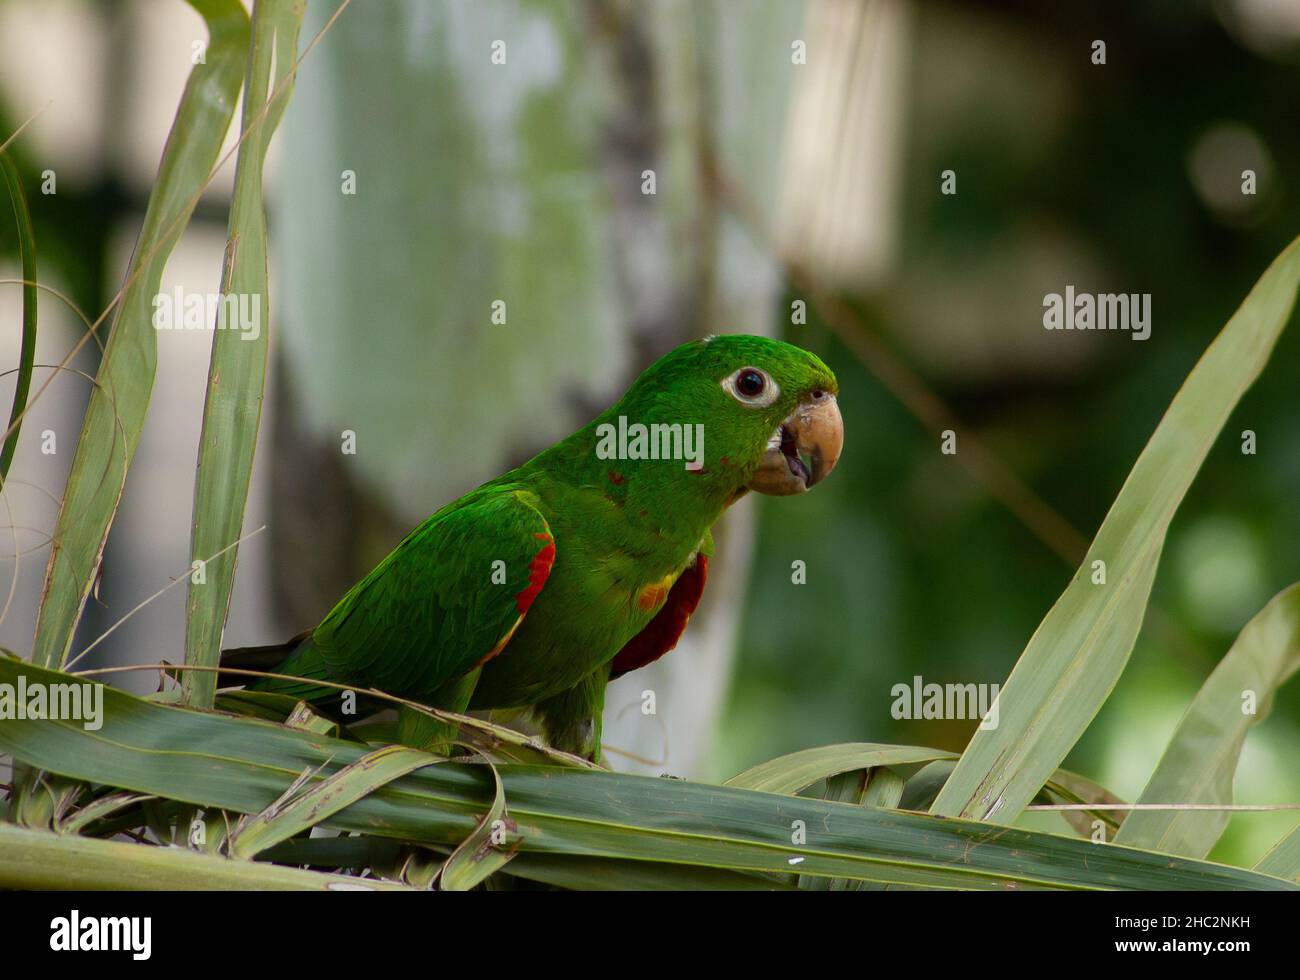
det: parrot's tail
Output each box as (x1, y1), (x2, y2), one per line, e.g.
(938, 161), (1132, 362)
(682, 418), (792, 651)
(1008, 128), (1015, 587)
(219, 630), (312, 675)
(218, 630), (336, 704)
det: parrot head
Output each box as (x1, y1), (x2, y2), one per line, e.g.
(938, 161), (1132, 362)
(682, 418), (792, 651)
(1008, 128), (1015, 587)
(610, 334), (843, 498)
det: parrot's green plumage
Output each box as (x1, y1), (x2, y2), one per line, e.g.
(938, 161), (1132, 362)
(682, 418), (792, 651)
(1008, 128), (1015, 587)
(223, 335), (842, 759)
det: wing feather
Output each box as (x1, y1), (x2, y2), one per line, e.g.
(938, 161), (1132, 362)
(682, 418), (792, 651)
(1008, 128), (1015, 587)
(311, 487), (555, 698)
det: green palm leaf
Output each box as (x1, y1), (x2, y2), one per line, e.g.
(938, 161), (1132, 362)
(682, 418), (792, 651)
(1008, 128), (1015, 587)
(0, 658), (1290, 890)
(933, 236), (1300, 824)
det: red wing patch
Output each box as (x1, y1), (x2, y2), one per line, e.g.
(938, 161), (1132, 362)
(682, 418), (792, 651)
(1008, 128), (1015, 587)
(515, 533), (555, 616)
(609, 554), (708, 680)
(480, 533), (554, 668)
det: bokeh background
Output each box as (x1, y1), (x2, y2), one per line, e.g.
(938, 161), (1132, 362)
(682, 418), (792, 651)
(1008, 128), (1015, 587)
(1, 0), (1297, 867)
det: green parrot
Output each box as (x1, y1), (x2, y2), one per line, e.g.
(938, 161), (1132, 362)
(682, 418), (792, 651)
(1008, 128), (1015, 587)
(221, 335), (843, 760)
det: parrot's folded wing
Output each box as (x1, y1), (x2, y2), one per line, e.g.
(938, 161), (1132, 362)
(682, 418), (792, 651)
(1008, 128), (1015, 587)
(311, 486), (556, 698)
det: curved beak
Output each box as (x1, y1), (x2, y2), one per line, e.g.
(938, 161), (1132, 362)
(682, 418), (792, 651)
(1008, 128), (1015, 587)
(746, 393), (843, 496)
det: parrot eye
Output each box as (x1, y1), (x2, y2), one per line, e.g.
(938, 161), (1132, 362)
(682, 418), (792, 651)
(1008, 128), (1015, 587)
(737, 370), (764, 396)
(722, 366), (780, 408)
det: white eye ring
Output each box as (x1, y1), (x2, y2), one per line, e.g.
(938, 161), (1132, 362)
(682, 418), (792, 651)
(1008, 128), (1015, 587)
(721, 367), (780, 408)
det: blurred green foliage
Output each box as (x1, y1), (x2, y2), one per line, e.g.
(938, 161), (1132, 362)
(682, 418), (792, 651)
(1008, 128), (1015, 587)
(724, 3), (1300, 865)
